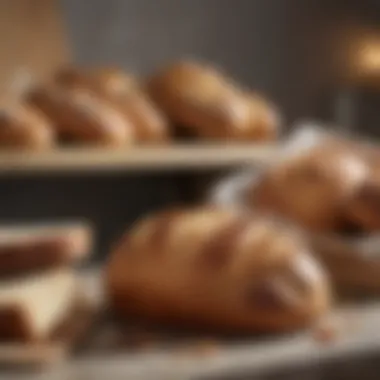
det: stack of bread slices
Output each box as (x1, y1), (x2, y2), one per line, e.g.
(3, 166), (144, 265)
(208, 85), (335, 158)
(0, 222), (92, 347)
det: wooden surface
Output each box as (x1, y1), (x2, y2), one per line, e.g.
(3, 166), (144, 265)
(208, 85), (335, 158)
(0, 0), (69, 97)
(4, 269), (380, 380)
(0, 144), (274, 175)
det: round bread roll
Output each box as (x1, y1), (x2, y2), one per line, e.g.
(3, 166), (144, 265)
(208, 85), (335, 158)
(106, 208), (330, 333)
(55, 67), (169, 143)
(116, 92), (169, 143)
(252, 143), (369, 232)
(148, 61), (280, 141)
(0, 101), (54, 150)
(244, 93), (279, 140)
(27, 84), (134, 146)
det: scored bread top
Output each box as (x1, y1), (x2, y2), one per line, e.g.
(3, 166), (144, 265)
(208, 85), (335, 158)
(107, 208), (330, 332)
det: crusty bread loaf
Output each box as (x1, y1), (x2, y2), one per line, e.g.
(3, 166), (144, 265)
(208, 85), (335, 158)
(252, 142), (369, 231)
(0, 269), (76, 342)
(0, 222), (92, 276)
(55, 67), (169, 143)
(106, 208), (330, 333)
(148, 61), (280, 141)
(27, 84), (135, 146)
(0, 101), (54, 150)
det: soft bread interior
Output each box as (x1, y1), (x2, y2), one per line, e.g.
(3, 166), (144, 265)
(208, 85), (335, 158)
(0, 269), (76, 341)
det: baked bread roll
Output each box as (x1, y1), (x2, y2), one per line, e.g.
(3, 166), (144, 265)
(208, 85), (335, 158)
(114, 93), (169, 143)
(55, 67), (169, 143)
(0, 101), (54, 150)
(0, 222), (92, 277)
(252, 143), (369, 231)
(148, 61), (280, 141)
(106, 208), (330, 333)
(27, 84), (135, 146)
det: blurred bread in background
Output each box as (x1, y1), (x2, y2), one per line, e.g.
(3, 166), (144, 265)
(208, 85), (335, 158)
(252, 141), (369, 232)
(148, 61), (280, 141)
(0, 60), (281, 149)
(0, 100), (55, 150)
(344, 173), (380, 231)
(55, 67), (139, 98)
(27, 84), (134, 147)
(210, 131), (380, 293)
(54, 66), (170, 144)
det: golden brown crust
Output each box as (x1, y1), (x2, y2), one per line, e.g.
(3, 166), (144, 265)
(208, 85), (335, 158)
(148, 61), (280, 141)
(252, 143), (369, 232)
(55, 67), (169, 143)
(0, 225), (92, 277)
(0, 102), (54, 150)
(55, 67), (138, 98)
(106, 208), (330, 333)
(244, 93), (280, 140)
(343, 174), (380, 231)
(27, 84), (134, 146)
(99, 91), (169, 144)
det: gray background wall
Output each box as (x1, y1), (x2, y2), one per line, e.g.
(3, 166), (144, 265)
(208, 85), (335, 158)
(1, 0), (379, 260)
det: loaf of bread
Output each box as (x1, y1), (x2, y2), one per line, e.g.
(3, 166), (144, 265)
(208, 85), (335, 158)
(106, 208), (330, 333)
(55, 67), (169, 143)
(0, 101), (54, 150)
(27, 84), (135, 146)
(0, 222), (92, 276)
(252, 143), (369, 231)
(0, 269), (76, 342)
(148, 61), (280, 141)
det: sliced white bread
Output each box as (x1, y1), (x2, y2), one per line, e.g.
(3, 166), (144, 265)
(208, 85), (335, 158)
(0, 268), (76, 341)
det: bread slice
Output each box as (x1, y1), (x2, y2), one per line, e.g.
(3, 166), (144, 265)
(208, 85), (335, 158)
(0, 222), (92, 276)
(0, 268), (76, 342)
